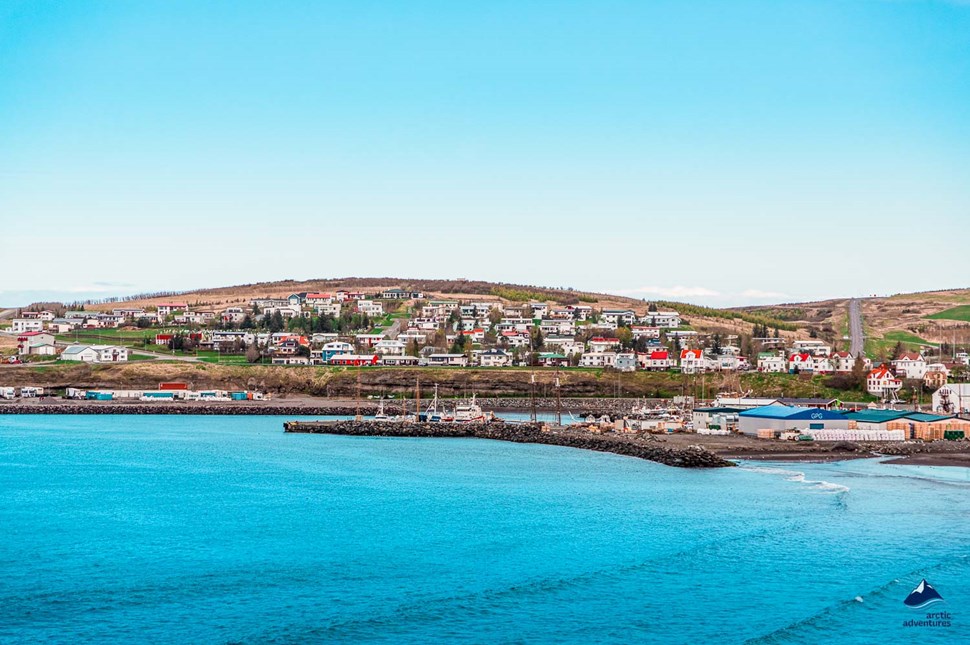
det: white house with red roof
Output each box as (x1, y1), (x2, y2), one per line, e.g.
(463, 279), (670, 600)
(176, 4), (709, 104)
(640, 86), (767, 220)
(891, 352), (928, 380)
(867, 366), (903, 396)
(788, 352), (814, 373)
(461, 328), (486, 343)
(680, 348), (709, 374)
(638, 349), (672, 371)
(17, 332), (56, 356)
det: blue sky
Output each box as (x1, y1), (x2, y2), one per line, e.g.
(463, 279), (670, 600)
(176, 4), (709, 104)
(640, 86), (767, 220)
(1, 0), (968, 307)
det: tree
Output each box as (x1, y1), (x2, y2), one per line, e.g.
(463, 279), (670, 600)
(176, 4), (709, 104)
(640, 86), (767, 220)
(615, 326), (633, 349)
(530, 327), (544, 352)
(891, 341), (905, 361)
(711, 333), (722, 356)
(269, 311), (285, 333)
(246, 343), (261, 364)
(850, 353), (867, 390)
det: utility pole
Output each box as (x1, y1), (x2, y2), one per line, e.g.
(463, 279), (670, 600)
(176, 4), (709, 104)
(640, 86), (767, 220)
(555, 366), (562, 427)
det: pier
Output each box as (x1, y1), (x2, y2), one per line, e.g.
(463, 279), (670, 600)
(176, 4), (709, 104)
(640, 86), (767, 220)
(282, 420), (734, 468)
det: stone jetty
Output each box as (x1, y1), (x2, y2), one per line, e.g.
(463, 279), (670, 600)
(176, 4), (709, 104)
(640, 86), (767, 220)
(283, 420), (734, 469)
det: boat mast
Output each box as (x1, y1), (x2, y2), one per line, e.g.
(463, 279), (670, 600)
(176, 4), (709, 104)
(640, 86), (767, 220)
(530, 370), (537, 423)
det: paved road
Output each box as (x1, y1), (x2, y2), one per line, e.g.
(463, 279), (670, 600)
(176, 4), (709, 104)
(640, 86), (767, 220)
(848, 298), (865, 357)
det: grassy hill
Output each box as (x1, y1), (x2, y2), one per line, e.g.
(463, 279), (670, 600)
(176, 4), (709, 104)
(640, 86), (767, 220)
(55, 277), (810, 341)
(736, 287), (970, 359)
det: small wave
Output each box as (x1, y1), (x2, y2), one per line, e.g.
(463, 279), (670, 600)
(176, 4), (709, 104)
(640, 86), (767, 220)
(739, 466), (850, 495)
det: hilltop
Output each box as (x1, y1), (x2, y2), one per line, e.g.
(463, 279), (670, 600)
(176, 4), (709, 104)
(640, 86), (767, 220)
(736, 287), (970, 359)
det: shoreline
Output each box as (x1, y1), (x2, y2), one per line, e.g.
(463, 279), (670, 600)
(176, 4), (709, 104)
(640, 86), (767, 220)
(4, 402), (969, 468)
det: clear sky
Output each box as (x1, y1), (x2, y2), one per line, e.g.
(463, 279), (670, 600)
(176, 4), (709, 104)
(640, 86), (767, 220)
(1, 0), (968, 307)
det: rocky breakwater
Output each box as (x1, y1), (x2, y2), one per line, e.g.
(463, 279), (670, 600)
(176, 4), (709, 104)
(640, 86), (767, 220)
(283, 420), (734, 469)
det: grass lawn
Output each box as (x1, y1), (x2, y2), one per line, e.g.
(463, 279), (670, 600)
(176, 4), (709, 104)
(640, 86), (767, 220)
(926, 305), (970, 322)
(866, 330), (938, 357)
(127, 353), (157, 361)
(196, 350), (251, 364)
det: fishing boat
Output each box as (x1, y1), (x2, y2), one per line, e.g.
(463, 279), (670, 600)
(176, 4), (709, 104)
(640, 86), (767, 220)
(420, 386), (498, 423)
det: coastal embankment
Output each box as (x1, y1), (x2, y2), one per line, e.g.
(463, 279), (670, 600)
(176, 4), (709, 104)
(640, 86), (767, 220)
(0, 397), (652, 416)
(283, 420), (735, 468)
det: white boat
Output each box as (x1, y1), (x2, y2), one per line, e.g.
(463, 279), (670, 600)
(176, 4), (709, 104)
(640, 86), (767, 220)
(422, 386), (496, 423)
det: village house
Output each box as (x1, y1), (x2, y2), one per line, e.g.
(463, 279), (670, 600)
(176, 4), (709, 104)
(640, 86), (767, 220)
(155, 302), (188, 317)
(500, 331), (530, 348)
(537, 352), (569, 367)
(261, 305), (302, 319)
(497, 317), (534, 333)
(221, 307), (248, 324)
(757, 352), (787, 373)
(529, 303), (548, 318)
(615, 352), (638, 372)
(631, 326), (661, 340)
(679, 348), (709, 374)
(380, 288), (423, 300)
(314, 302), (342, 317)
(867, 365), (903, 397)
(251, 298), (289, 309)
(398, 329), (431, 345)
(923, 364), (949, 389)
(601, 309), (636, 326)
(316, 341), (355, 361)
(47, 318), (78, 334)
(373, 339), (406, 356)
(271, 356), (310, 365)
(788, 353), (815, 373)
(892, 352), (928, 380)
(16, 332), (56, 356)
(356, 300), (384, 317)
(427, 353), (469, 367)
(642, 310), (682, 328)
(588, 337), (622, 353)
(638, 349), (672, 371)
(112, 307), (146, 320)
(539, 319), (576, 336)
(478, 348), (511, 367)
(355, 333), (385, 349)
(11, 318), (44, 334)
(579, 352), (617, 368)
(60, 344), (129, 363)
(570, 305), (593, 320)
(791, 340), (832, 357)
(328, 354), (379, 366)
(831, 351), (871, 373)
(460, 328), (486, 343)
(380, 355), (420, 366)
(304, 293), (333, 307)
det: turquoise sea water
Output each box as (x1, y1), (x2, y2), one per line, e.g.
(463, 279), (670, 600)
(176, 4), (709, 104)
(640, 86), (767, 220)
(1, 415), (968, 644)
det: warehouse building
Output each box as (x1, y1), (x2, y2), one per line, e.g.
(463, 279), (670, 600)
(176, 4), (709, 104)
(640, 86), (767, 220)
(738, 405), (850, 435)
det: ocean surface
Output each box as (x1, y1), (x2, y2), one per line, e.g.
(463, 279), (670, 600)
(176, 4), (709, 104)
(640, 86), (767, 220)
(1, 415), (968, 644)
